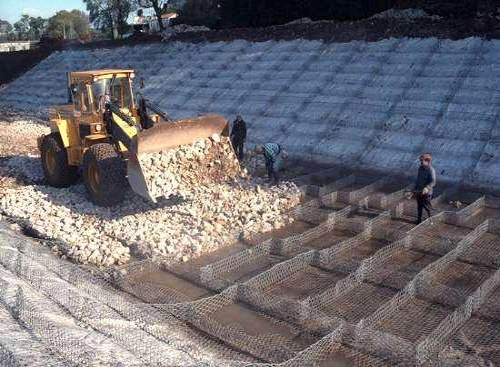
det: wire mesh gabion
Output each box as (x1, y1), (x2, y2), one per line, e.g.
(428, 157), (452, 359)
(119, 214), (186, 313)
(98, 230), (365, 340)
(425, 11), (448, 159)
(2, 182), (500, 366)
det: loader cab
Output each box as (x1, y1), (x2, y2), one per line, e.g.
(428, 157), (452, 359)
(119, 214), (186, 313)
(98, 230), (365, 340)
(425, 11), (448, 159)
(90, 75), (135, 113)
(69, 70), (136, 116)
(68, 70), (136, 138)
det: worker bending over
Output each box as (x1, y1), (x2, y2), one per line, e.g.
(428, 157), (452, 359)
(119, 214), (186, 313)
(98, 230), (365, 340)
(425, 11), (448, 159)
(414, 153), (436, 224)
(255, 143), (283, 184)
(230, 114), (247, 161)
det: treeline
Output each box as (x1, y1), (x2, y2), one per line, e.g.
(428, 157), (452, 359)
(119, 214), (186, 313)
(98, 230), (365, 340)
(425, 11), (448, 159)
(0, 11), (90, 42)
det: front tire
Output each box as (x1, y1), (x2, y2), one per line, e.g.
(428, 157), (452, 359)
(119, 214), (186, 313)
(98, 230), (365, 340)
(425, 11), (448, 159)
(40, 133), (79, 187)
(82, 143), (127, 206)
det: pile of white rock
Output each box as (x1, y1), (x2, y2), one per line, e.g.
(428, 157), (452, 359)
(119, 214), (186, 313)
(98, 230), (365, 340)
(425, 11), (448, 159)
(371, 8), (443, 21)
(140, 134), (241, 199)
(161, 24), (211, 41)
(0, 133), (301, 267)
(0, 185), (132, 266)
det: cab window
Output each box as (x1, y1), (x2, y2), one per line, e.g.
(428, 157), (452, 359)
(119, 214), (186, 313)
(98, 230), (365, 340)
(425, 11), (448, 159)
(73, 82), (90, 113)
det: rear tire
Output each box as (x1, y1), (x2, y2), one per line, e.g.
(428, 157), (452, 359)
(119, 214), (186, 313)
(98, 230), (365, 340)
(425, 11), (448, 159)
(82, 143), (127, 206)
(41, 133), (79, 187)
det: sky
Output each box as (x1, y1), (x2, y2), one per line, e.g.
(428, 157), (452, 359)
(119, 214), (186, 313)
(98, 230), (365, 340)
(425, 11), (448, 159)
(0, 0), (87, 24)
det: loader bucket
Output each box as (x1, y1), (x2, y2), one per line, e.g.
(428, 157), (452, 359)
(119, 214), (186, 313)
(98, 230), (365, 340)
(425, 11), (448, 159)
(127, 114), (230, 202)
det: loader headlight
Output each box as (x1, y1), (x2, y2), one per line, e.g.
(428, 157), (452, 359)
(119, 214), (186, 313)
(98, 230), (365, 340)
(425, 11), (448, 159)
(95, 124), (102, 132)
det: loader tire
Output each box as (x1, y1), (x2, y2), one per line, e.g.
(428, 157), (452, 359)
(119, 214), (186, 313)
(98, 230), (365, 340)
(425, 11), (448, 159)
(82, 143), (127, 207)
(41, 133), (78, 187)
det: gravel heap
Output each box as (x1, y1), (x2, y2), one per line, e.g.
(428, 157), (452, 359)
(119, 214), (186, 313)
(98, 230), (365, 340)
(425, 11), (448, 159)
(241, 151), (267, 177)
(140, 134), (241, 199)
(162, 24), (210, 40)
(371, 8), (443, 20)
(0, 127), (301, 267)
(0, 119), (49, 190)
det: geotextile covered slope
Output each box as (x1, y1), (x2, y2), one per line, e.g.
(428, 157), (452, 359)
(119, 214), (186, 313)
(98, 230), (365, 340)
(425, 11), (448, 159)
(1, 37), (500, 188)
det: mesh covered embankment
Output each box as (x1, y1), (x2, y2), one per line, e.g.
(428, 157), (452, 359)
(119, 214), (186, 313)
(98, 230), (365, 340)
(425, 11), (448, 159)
(2, 38), (500, 186)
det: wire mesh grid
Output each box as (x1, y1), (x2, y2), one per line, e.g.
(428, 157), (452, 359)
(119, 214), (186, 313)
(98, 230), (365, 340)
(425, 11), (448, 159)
(327, 238), (392, 275)
(169, 288), (319, 363)
(458, 230), (500, 268)
(278, 326), (401, 367)
(423, 261), (496, 308)
(396, 187), (451, 219)
(439, 284), (500, 365)
(419, 268), (500, 365)
(374, 295), (454, 344)
(1, 227), (255, 365)
(0, 296), (69, 367)
(337, 178), (390, 205)
(3, 189), (500, 366)
(0, 280), (96, 366)
(0, 245), (223, 366)
(410, 222), (472, 256)
(358, 181), (411, 211)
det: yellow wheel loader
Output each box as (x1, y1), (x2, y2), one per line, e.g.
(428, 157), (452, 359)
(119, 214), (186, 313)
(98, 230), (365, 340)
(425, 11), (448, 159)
(38, 70), (229, 206)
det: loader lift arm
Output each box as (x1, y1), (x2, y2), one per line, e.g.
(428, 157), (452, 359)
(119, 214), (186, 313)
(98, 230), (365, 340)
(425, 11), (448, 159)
(40, 68), (230, 206)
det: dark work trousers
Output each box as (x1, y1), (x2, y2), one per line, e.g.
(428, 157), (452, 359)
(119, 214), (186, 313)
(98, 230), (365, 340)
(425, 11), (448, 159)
(231, 138), (245, 160)
(416, 193), (433, 223)
(265, 161), (279, 184)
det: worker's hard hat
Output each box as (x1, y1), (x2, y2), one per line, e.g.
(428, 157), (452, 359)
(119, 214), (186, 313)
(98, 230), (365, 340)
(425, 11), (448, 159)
(420, 153), (432, 162)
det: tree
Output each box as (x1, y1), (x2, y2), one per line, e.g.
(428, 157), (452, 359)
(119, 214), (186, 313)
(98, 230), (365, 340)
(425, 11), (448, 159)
(10, 14), (49, 41)
(46, 10), (90, 39)
(135, 0), (167, 31)
(14, 14), (31, 40)
(175, 0), (220, 28)
(84, 0), (132, 39)
(28, 17), (48, 40)
(0, 20), (12, 41)
(0, 20), (12, 33)
(70, 10), (91, 38)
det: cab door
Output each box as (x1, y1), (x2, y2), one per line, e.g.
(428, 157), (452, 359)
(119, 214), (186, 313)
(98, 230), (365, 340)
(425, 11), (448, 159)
(72, 81), (93, 139)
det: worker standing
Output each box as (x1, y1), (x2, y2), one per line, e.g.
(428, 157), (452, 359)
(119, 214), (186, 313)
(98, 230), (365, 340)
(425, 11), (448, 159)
(414, 153), (436, 224)
(255, 143), (283, 184)
(230, 114), (247, 161)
